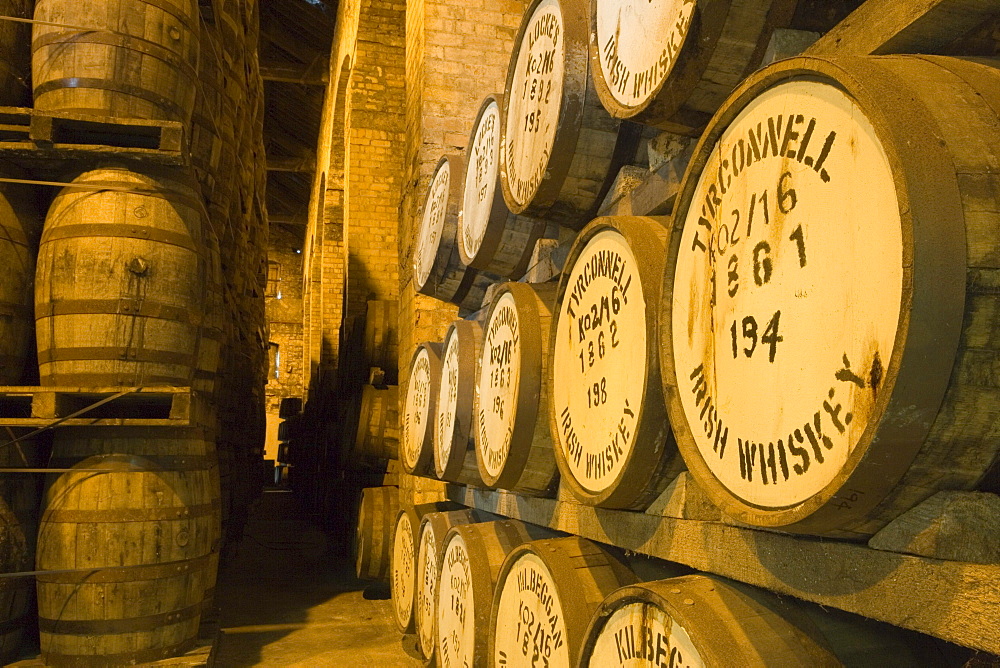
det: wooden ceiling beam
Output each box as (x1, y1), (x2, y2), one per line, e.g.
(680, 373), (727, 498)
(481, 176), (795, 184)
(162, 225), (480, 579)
(260, 60), (329, 86)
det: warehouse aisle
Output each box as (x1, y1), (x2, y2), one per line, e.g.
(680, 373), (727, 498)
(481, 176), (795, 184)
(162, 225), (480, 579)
(214, 489), (422, 667)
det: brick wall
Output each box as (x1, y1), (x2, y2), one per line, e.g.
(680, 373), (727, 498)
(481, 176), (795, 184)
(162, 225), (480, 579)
(265, 226), (306, 407)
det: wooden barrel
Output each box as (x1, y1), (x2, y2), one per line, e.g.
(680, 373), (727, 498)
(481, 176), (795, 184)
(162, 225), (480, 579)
(549, 217), (684, 509)
(32, 0), (200, 124)
(415, 508), (498, 661)
(476, 282), (559, 494)
(660, 55), (1000, 538)
(391, 501), (462, 633)
(402, 342), (442, 477)
(588, 0), (858, 132)
(436, 519), (561, 668)
(354, 485), (399, 582)
(580, 574), (946, 667)
(364, 299), (398, 380)
(38, 427), (220, 665)
(0, 435), (39, 662)
(489, 535), (637, 667)
(434, 319), (484, 485)
(459, 93), (547, 278)
(354, 384), (400, 461)
(413, 155), (499, 313)
(0, 0), (32, 106)
(0, 180), (38, 384)
(35, 166), (215, 388)
(499, 0), (641, 228)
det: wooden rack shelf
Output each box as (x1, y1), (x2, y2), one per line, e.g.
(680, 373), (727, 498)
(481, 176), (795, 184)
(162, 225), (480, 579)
(0, 386), (208, 428)
(0, 107), (187, 165)
(445, 479), (1000, 654)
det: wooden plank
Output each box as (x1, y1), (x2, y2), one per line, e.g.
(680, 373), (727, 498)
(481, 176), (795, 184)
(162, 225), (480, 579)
(260, 61), (329, 86)
(446, 483), (1000, 653)
(598, 142), (693, 218)
(806, 0), (1000, 56)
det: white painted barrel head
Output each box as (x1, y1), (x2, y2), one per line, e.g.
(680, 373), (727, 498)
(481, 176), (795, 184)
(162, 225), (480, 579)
(403, 342), (442, 476)
(436, 530), (475, 668)
(501, 0), (566, 213)
(665, 77), (903, 524)
(551, 227), (648, 503)
(414, 158), (453, 293)
(391, 510), (417, 632)
(585, 598), (702, 667)
(591, 0), (697, 117)
(416, 520), (440, 659)
(476, 290), (524, 486)
(492, 550), (571, 667)
(434, 320), (480, 481)
(461, 95), (504, 266)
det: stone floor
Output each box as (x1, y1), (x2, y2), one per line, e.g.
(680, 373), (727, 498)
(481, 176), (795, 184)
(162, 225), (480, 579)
(213, 489), (422, 667)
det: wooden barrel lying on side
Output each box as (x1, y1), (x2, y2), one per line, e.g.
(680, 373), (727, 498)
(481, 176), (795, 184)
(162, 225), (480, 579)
(0, 179), (38, 384)
(580, 574), (947, 667)
(459, 94), (547, 278)
(588, 0), (859, 132)
(434, 320), (484, 486)
(476, 282), (559, 495)
(489, 536), (637, 667)
(0, 0), (32, 106)
(499, 0), (641, 228)
(402, 342), (442, 477)
(550, 216), (684, 509)
(436, 519), (562, 667)
(391, 501), (463, 633)
(37, 427), (220, 665)
(35, 166), (214, 388)
(354, 486), (400, 582)
(32, 0), (200, 123)
(661, 55), (1000, 538)
(415, 508), (500, 662)
(355, 385), (400, 461)
(364, 299), (399, 381)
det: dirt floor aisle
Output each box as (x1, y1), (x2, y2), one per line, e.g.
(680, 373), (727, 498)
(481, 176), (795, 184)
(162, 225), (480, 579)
(213, 489), (422, 666)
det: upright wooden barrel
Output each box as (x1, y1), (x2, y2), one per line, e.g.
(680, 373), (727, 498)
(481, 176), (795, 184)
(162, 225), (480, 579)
(0, 180), (38, 384)
(489, 536), (637, 667)
(364, 299), (398, 380)
(354, 486), (400, 582)
(37, 427), (220, 665)
(459, 94), (547, 278)
(415, 508), (498, 662)
(436, 519), (561, 668)
(499, 0), (641, 228)
(0, 435), (39, 662)
(413, 155), (497, 312)
(354, 384), (400, 461)
(32, 0), (200, 123)
(391, 501), (462, 633)
(550, 217), (684, 509)
(434, 319), (484, 486)
(661, 55), (1000, 538)
(190, 17), (236, 210)
(35, 166), (214, 388)
(0, 0), (32, 106)
(476, 282), (559, 495)
(402, 342), (442, 477)
(580, 574), (945, 667)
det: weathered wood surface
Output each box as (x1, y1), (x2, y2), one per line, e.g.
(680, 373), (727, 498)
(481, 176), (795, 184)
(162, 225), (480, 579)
(446, 483), (1000, 654)
(0, 386), (210, 428)
(596, 142), (692, 218)
(806, 0), (1000, 56)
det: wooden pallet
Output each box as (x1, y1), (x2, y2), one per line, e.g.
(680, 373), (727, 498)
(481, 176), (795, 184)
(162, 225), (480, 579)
(0, 107), (187, 165)
(444, 476), (1000, 655)
(0, 386), (208, 428)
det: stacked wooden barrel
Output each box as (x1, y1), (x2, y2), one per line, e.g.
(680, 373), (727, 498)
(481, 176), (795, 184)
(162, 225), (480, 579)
(476, 282), (559, 494)
(433, 320), (483, 486)
(391, 501), (461, 632)
(0, 0), (31, 107)
(402, 342), (442, 478)
(660, 55), (1000, 538)
(354, 486), (400, 582)
(549, 216), (684, 509)
(579, 574), (945, 666)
